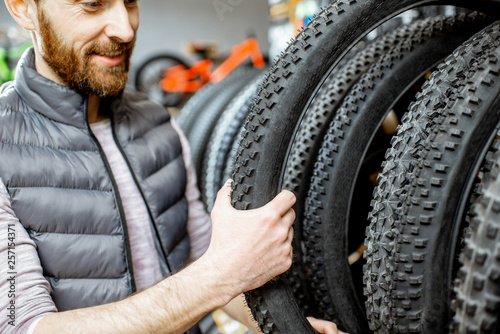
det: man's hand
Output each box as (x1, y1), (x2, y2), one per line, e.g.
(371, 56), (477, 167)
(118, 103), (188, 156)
(202, 179), (296, 300)
(307, 317), (348, 334)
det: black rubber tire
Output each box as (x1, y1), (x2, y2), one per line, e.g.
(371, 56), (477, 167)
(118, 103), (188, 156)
(230, 1), (500, 333)
(281, 14), (451, 320)
(451, 136), (500, 334)
(188, 69), (261, 188)
(134, 54), (190, 107)
(364, 21), (500, 334)
(175, 82), (217, 135)
(222, 128), (243, 189)
(201, 74), (263, 211)
(175, 68), (251, 139)
(304, 14), (491, 333)
(282, 19), (409, 205)
(301, 12), (494, 334)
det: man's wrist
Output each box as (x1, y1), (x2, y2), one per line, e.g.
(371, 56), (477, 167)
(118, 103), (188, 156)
(187, 252), (240, 308)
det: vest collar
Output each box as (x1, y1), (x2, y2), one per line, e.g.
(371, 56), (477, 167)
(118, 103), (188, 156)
(14, 48), (88, 128)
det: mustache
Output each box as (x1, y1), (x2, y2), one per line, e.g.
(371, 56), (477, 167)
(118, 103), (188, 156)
(86, 39), (135, 56)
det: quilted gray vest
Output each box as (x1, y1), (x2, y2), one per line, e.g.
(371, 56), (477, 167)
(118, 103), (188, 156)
(0, 49), (190, 311)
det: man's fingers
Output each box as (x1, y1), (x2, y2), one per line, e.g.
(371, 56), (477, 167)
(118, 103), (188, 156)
(265, 190), (296, 216)
(287, 223), (294, 242)
(306, 317), (347, 334)
(216, 184), (295, 218)
(213, 179), (234, 210)
(282, 205), (296, 226)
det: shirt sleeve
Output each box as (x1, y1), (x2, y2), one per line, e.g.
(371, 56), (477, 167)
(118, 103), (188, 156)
(0, 176), (57, 334)
(171, 119), (212, 261)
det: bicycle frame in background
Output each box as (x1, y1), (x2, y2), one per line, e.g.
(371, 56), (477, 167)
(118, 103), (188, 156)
(160, 37), (266, 93)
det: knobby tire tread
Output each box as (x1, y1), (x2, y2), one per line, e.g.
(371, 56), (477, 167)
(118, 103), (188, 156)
(188, 69), (260, 182)
(230, 0), (500, 333)
(303, 12), (493, 333)
(201, 74), (262, 211)
(176, 68), (255, 138)
(365, 21), (500, 333)
(451, 136), (500, 334)
(281, 21), (420, 317)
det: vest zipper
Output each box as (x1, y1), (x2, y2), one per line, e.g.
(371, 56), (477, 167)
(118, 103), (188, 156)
(109, 112), (173, 275)
(84, 99), (137, 293)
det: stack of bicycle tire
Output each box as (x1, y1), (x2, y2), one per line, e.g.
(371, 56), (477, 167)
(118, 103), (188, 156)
(175, 0), (500, 333)
(175, 66), (266, 212)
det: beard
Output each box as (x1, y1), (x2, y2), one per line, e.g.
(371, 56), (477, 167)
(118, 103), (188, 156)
(37, 9), (135, 97)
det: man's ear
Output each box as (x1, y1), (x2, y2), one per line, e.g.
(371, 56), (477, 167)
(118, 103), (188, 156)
(4, 0), (37, 31)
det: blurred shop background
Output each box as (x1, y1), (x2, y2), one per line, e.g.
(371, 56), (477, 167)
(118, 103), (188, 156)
(0, 0), (325, 89)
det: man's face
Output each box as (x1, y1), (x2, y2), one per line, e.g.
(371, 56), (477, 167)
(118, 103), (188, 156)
(34, 0), (139, 97)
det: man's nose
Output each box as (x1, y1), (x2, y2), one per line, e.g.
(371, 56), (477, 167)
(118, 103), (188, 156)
(104, 3), (136, 43)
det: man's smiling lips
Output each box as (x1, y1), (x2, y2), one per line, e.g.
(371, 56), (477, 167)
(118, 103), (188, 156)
(91, 51), (125, 67)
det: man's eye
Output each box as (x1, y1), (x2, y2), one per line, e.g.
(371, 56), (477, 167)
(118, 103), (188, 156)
(83, 1), (102, 8)
(125, 0), (139, 6)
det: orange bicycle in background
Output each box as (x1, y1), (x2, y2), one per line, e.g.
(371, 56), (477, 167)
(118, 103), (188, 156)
(134, 37), (266, 108)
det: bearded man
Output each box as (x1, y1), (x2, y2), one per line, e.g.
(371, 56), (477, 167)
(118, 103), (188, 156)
(0, 0), (342, 333)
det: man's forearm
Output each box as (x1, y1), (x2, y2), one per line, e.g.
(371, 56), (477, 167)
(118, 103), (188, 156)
(34, 258), (232, 334)
(35, 182), (297, 333)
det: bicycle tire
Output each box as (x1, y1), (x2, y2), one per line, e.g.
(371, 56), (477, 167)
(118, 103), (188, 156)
(134, 54), (190, 107)
(282, 18), (410, 205)
(176, 67), (256, 139)
(301, 12), (494, 333)
(202, 74), (263, 211)
(175, 83), (218, 136)
(223, 128), (244, 189)
(365, 21), (500, 333)
(214, 85), (259, 190)
(230, 1), (500, 333)
(451, 137), (500, 334)
(281, 16), (432, 319)
(175, 82), (216, 135)
(188, 68), (261, 188)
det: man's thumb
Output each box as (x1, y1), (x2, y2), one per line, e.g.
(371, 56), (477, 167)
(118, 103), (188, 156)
(214, 179), (233, 209)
